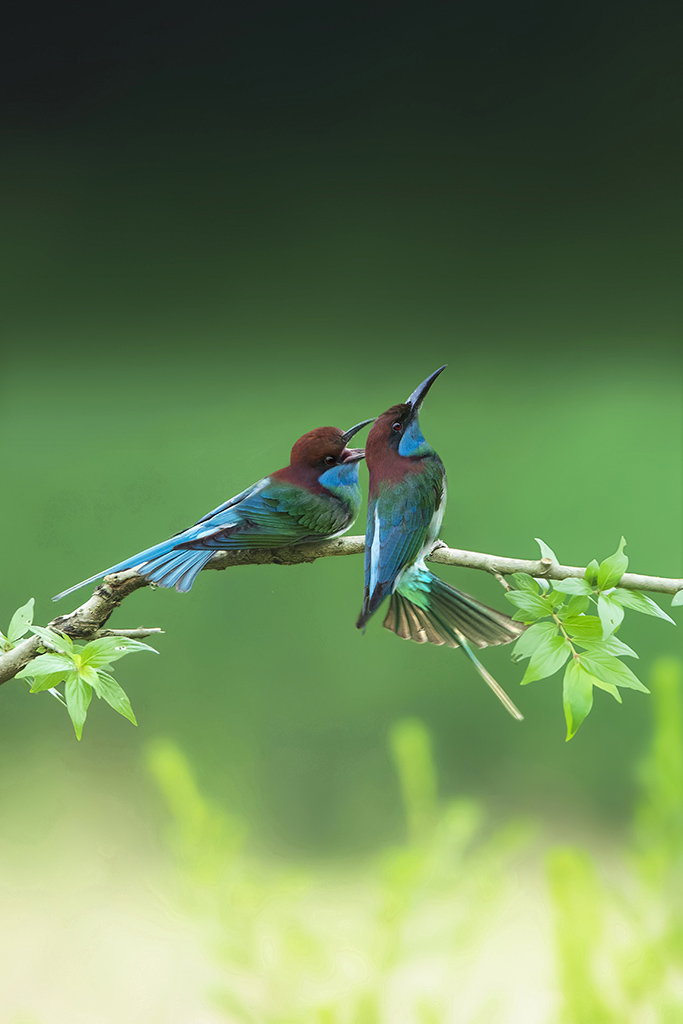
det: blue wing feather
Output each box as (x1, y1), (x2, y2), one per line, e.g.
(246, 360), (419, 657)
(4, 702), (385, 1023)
(189, 477), (271, 527)
(53, 474), (359, 600)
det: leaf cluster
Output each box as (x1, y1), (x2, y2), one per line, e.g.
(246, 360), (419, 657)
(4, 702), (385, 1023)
(505, 538), (676, 739)
(3, 599), (156, 739)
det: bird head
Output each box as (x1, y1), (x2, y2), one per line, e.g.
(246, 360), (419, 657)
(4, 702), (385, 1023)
(367, 366), (446, 459)
(289, 419), (374, 471)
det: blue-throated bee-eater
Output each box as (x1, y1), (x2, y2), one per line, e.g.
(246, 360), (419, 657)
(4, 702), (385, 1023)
(357, 367), (524, 719)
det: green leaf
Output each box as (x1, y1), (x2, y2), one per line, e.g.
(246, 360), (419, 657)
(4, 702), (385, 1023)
(590, 677), (622, 701)
(504, 590), (551, 623)
(584, 559), (600, 586)
(95, 671), (137, 726)
(573, 655), (622, 702)
(64, 675), (92, 740)
(672, 590), (683, 608)
(80, 635), (158, 668)
(535, 537), (559, 564)
(560, 615), (603, 642)
(563, 660), (595, 739)
(562, 595), (590, 617)
(79, 665), (101, 690)
(15, 651), (74, 678)
(546, 589), (565, 609)
(610, 588), (675, 624)
(580, 650), (649, 693)
(30, 625), (74, 655)
(552, 578), (593, 596)
(29, 669), (78, 693)
(511, 620), (558, 662)
(601, 635), (638, 658)
(597, 537), (628, 591)
(521, 635), (572, 685)
(580, 637), (638, 659)
(508, 572), (538, 593)
(597, 594), (625, 638)
(8, 598), (35, 642)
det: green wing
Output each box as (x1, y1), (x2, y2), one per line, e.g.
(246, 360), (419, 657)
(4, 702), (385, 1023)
(178, 478), (355, 550)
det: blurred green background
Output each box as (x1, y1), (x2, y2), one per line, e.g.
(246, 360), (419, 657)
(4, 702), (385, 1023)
(1, 1), (682, 1019)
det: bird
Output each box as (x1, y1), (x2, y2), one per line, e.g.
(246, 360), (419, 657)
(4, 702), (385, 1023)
(356, 367), (525, 720)
(53, 420), (374, 601)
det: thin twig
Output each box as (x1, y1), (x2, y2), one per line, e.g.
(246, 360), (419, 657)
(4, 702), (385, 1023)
(95, 628), (165, 639)
(1, 538), (680, 686)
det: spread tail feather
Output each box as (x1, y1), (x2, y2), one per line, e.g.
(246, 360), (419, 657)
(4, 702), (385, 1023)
(384, 574), (525, 720)
(52, 541), (216, 601)
(387, 574), (524, 648)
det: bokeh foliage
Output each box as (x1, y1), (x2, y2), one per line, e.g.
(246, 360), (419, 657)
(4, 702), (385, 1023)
(143, 659), (683, 1022)
(549, 658), (683, 1024)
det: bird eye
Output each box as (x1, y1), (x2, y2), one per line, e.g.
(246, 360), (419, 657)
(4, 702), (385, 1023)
(324, 455), (336, 465)
(392, 421), (402, 432)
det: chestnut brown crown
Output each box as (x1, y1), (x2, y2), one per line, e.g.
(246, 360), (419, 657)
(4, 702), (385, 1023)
(290, 427), (351, 468)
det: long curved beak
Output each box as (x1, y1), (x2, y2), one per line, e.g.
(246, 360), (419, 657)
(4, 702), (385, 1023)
(405, 365), (447, 412)
(341, 418), (375, 444)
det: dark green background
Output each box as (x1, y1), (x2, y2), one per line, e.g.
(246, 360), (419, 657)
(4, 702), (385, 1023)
(2, 0), (681, 854)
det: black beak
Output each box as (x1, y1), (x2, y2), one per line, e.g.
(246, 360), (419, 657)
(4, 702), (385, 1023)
(341, 418), (375, 444)
(405, 365), (447, 414)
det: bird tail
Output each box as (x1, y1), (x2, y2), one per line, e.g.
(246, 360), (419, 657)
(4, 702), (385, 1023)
(384, 568), (525, 720)
(52, 539), (216, 601)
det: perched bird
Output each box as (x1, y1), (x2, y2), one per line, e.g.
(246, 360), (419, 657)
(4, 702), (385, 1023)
(54, 420), (373, 600)
(356, 367), (525, 719)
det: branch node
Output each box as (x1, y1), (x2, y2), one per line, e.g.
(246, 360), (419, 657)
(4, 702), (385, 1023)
(492, 571), (511, 591)
(483, 559), (511, 590)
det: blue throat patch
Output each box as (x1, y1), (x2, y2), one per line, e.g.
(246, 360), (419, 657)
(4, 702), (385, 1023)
(398, 417), (431, 457)
(319, 461), (362, 499)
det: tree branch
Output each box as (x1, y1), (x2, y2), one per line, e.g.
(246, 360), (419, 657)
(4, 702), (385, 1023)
(1, 537), (680, 686)
(423, 543), (683, 596)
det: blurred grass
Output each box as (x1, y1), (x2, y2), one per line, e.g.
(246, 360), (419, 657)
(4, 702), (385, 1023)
(2, 659), (682, 1021)
(139, 658), (683, 1023)
(147, 715), (534, 1023)
(549, 658), (683, 1024)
